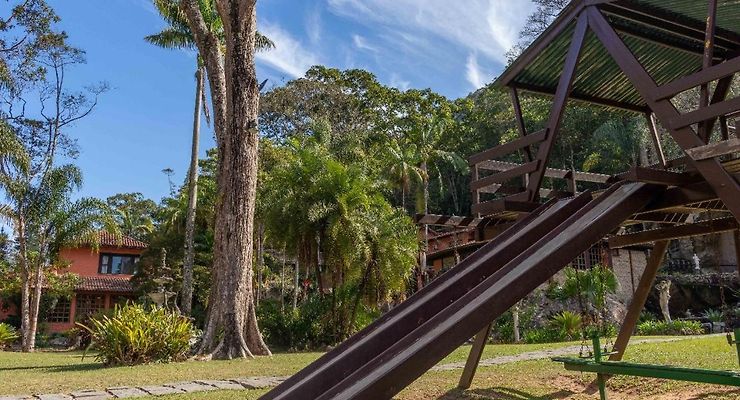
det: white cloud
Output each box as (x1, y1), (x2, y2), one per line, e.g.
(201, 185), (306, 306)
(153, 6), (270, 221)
(327, 0), (534, 65)
(389, 73), (410, 91)
(306, 6), (322, 45)
(256, 22), (319, 78)
(465, 53), (494, 89)
(352, 34), (378, 53)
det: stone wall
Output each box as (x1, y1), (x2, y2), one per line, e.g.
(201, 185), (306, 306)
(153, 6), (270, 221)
(611, 248), (648, 305)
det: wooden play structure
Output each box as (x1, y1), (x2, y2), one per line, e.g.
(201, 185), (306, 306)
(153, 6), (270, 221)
(263, 1), (740, 398)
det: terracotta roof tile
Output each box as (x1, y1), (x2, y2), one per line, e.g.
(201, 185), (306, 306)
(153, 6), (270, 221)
(98, 231), (148, 249)
(76, 276), (134, 293)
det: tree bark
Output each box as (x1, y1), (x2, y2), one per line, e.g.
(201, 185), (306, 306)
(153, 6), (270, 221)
(182, 64), (204, 316)
(293, 244), (300, 310)
(417, 162), (429, 290)
(256, 222), (264, 304)
(17, 217), (33, 352)
(26, 262), (43, 351)
(182, 0), (269, 359)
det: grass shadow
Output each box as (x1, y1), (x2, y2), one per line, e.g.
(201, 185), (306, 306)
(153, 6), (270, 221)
(0, 362), (102, 373)
(437, 387), (575, 400)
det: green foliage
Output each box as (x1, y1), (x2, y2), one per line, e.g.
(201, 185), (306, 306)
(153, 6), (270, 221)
(523, 327), (566, 344)
(559, 265), (618, 311)
(702, 309), (723, 323)
(106, 193), (157, 240)
(0, 323), (19, 348)
(258, 291), (380, 350)
(637, 320), (705, 336)
(550, 311), (582, 340)
(80, 304), (194, 366)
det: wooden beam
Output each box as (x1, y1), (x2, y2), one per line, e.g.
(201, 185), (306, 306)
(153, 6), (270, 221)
(685, 138), (740, 161)
(510, 87), (534, 162)
(610, 240), (670, 361)
(526, 12), (589, 201)
(698, 0), (718, 141)
(653, 58), (740, 102)
(478, 160), (610, 184)
(587, 6), (740, 222)
(642, 180), (718, 213)
(646, 113), (667, 168)
(414, 214), (484, 228)
(608, 217), (739, 248)
(511, 83), (650, 114)
(458, 323), (493, 389)
(471, 198), (541, 216)
(669, 96), (740, 131)
(734, 230), (740, 278)
(599, 3), (740, 51)
(617, 167), (697, 186)
(468, 130), (546, 166)
(496, 2), (587, 86)
(470, 161), (539, 191)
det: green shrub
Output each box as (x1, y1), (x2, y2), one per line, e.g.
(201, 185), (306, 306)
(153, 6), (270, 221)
(523, 327), (566, 344)
(702, 309), (723, 323)
(0, 323), (19, 349)
(81, 304), (193, 365)
(636, 320), (705, 336)
(258, 290), (381, 350)
(550, 311), (582, 340)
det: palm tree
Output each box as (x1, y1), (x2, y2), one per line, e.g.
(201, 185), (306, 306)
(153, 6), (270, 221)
(146, 0), (274, 315)
(409, 116), (467, 287)
(1, 129), (120, 351)
(386, 139), (424, 211)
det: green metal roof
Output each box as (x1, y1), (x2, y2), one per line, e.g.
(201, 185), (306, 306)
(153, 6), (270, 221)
(497, 0), (740, 112)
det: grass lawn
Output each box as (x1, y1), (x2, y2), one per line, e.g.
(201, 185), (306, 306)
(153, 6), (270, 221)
(1, 335), (739, 399)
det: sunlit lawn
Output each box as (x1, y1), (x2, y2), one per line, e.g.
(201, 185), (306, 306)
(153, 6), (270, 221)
(2, 335), (739, 399)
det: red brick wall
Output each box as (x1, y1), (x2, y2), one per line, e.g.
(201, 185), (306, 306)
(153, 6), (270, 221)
(59, 246), (143, 277)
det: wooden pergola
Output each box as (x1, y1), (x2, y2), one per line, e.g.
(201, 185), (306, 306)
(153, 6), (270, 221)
(454, 0), (740, 390)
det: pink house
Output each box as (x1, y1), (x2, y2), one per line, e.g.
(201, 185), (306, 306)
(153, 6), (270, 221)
(0, 232), (147, 333)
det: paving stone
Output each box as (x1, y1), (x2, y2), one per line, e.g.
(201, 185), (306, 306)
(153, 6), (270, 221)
(167, 382), (216, 393)
(36, 395), (73, 400)
(105, 387), (148, 399)
(137, 386), (183, 396)
(69, 389), (111, 399)
(232, 376), (283, 389)
(194, 380), (244, 390)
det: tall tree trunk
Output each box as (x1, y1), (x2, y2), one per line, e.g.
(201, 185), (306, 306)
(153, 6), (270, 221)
(182, 0), (269, 359)
(315, 233), (324, 295)
(280, 245), (286, 311)
(182, 64), (204, 316)
(26, 262), (43, 352)
(293, 244), (300, 310)
(417, 162), (429, 290)
(256, 222), (264, 304)
(17, 217), (33, 352)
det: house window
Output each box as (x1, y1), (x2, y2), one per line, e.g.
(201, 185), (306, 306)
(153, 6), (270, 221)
(99, 254), (139, 275)
(47, 298), (71, 323)
(111, 295), (134, 308)
(76, 294), (105, 319)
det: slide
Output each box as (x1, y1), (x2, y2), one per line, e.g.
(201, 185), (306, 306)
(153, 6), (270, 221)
(262, 181), (663, 400)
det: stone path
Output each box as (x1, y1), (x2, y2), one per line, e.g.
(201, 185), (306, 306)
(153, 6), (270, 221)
(432, 334), (722, 371)
(0, 376), (287, 400)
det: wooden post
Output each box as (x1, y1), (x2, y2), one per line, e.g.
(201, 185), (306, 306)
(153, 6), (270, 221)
(733, 230), (740, 277)
(699, 0), (717, 142)
(526, 12), (588, 201)
(510, 87), (533, 163)
(458, 322), (493, 389)
(609, 240), (669, 361)
(645, 113), (667, 168)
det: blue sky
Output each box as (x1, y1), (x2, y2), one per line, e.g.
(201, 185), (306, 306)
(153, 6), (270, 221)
(47, 0), (536, 203)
